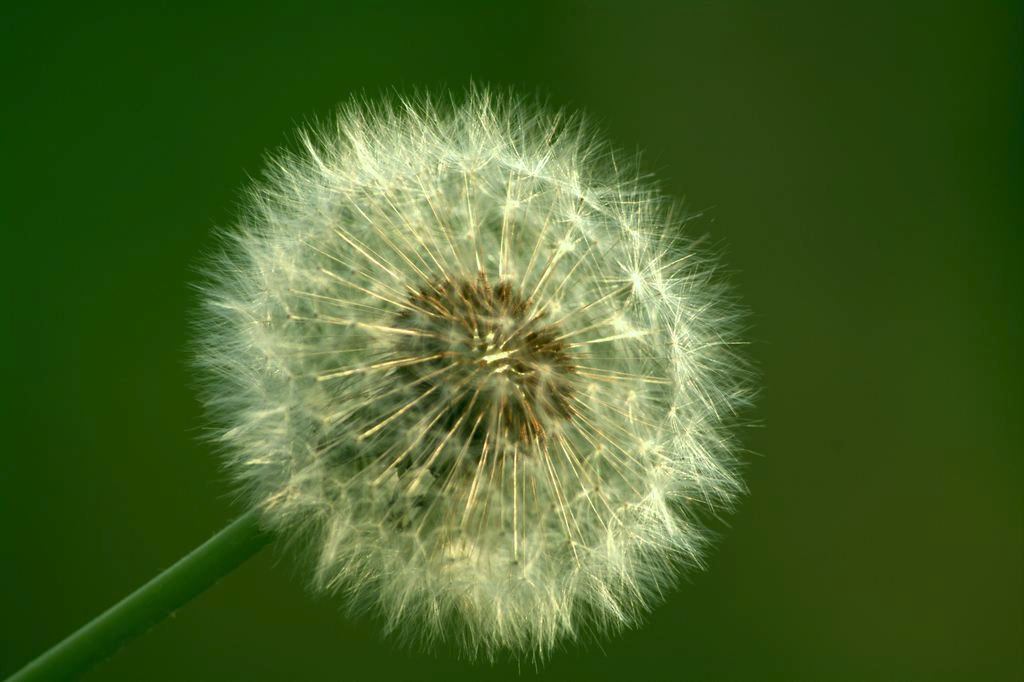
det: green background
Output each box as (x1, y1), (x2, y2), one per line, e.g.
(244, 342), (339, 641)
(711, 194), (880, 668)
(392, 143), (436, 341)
(2, 2), (1020, 680)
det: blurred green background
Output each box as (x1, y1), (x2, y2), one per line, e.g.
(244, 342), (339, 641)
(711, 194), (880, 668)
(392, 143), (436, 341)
(2, 2), (1020, 680)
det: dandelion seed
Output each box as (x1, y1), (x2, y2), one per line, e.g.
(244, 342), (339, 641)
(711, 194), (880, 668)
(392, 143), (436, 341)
(196, 88), (751, 659)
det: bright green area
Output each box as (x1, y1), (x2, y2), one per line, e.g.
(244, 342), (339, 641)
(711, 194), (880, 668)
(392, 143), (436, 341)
(2, 3), (1020, 680)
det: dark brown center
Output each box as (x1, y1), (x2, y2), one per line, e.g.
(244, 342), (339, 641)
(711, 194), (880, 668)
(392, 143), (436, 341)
(395, 272), (575, 449)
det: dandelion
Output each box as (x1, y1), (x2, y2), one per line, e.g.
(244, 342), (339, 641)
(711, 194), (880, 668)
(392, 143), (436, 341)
(193, 89), (750, 658)
(13, 90), (751, 680)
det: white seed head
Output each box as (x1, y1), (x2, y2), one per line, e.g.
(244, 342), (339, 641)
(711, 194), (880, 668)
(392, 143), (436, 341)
(196, 89), (751, 659)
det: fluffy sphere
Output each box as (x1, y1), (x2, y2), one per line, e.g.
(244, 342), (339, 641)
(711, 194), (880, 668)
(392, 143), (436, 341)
(197, 90), (749, 658)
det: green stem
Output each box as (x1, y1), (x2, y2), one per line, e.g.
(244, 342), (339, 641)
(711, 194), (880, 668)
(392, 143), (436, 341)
(8, 510), (271, 681)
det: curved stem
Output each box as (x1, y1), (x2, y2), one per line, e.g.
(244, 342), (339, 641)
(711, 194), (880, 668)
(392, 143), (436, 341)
(8, 510), (270, 681)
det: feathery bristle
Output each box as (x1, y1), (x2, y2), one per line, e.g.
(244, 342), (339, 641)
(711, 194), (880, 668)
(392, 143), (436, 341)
(195, 88), (751, 659)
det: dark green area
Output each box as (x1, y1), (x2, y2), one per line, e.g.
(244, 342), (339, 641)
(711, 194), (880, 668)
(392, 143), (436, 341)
(9, 511), (268, 681)
(2, 2), (1020, 680)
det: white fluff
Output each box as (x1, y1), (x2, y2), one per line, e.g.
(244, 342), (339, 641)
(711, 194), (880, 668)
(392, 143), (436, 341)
(196, 89), (751, 659)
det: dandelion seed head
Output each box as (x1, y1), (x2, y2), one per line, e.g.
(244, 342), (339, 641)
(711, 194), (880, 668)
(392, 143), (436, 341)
(196, 88), (751, 659)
